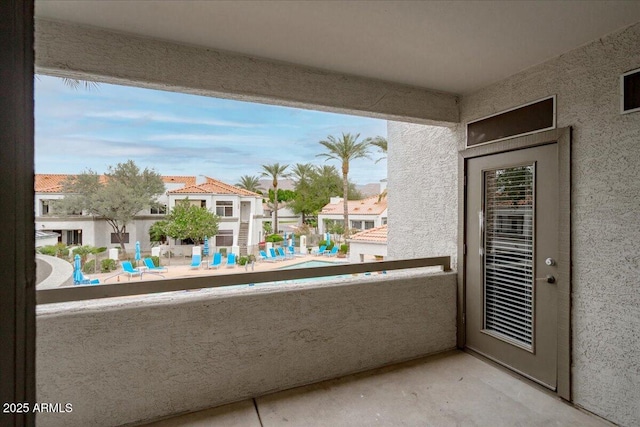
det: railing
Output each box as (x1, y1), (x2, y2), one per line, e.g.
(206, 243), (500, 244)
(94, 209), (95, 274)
(36, 256), (451, 304)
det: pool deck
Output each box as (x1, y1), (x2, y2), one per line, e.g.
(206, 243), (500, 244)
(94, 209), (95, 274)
(86, 253), (354, 284)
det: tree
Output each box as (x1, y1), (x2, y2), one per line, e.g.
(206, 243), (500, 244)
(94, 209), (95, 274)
(162, 201), (220, 244)
(368, 136), (387, 163)
(236, 175), (263, 194)
(289, 163), (315, 223)
(57, 160), (165, 251)
(317, 133), (371, 237)
(260, 163), (289, 234)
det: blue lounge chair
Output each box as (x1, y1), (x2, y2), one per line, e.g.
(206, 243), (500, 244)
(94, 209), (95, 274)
(259, 250), (276, 262)
(144, 257), (167, 273)
(277, 246), (292, 260)
(269, 247), (285, 261)
(121, 261), (143, 280)
(313, 245), (326, 256)
(208, 252), (222, 269)
(190, 254), (201, 269)
(226, 253), (237, 268)
(73, 272), (100, 285)
(324, 246), (339, 257)
(288, 246), (305, 257)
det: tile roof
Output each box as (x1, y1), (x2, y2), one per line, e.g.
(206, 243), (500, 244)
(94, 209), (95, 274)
(348, 225), (388, 243)
(320, 195), (387, 215)
(162, 176), (196, 186)
(168, 176), (260, 196)
(35, 174), (196, 193)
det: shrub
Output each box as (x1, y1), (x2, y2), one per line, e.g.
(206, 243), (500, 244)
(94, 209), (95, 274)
(238, 256), (248, 266)
(101, 258), (117, 273)
(83, 259), (96, 274)
(319, 240), (334, 251)
(339, 244), (349, 254)
(266, 234), (284, 243)
(38, 243), (69, 258)
(150, 256), (160, 267)
(219, 248), (227, 257)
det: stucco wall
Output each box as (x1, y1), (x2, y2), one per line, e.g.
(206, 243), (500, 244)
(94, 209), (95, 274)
(387, 122), (459, 269)
(458, 23), (640, 427)
(36, 272), (456, 427)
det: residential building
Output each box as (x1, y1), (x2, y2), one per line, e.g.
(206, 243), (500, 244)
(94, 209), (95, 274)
(167, 176), (264, 255)
(35, 174), (263, 255)
(347, 225), (387, 263)
(318, 195), (387, 235)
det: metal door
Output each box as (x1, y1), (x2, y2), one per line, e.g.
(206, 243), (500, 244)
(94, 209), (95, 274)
(465, 143), (559, 389)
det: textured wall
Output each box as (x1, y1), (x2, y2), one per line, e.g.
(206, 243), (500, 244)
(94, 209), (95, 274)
(459, 22), (640, 427)
(36, 273), (456, 427)
(387, 122), (459, 269)
(35, 19), (458, 126)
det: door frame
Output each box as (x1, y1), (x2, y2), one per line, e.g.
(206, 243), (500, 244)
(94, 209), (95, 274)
(457, 127), (571, 400)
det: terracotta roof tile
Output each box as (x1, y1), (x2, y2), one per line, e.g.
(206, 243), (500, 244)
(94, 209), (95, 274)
(348, 225), (388, 243)
(168, 176), (260, 196)
(320, 195), (387, 215)
(35, 174), (197, 193)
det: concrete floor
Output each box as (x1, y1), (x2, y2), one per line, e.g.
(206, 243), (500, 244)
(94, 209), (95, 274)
(141, 350), (609, 427)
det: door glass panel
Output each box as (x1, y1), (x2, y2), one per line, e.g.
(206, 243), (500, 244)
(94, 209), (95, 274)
(483, 165), (534, 349)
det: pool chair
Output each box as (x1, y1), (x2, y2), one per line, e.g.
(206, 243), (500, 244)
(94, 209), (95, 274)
(208, 252), (222, 269)
(277, 246), (293, 260)
(73, 272), (100, 286)
(313, 245), (326, 256)
(226, 252), (237, 268)
(259, 250), (276, 262)
(269, 247), (285, 261)
(143, 258), (167, 277)
(324, 246), (339, 257)
(121, 261), (143, 280)
(288, 246), (306, 257)
(189, 254), (201, 269)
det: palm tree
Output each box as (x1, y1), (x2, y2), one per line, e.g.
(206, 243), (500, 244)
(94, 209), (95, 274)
(236, 175), (263, 193)
(260, 163), (289, 234)
(317, 133), (371, 238)
(368, 136), (387, 163)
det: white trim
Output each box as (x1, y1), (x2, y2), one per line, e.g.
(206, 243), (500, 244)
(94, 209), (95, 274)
(621, 68), (640, 115)
(465, 95), (557, 148)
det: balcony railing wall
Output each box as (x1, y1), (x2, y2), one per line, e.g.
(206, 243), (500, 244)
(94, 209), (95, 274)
(36, 270), (456, 427)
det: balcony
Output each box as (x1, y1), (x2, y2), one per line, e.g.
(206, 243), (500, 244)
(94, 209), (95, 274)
(35, 259), (604, 426)
(142, 351), (605, 427)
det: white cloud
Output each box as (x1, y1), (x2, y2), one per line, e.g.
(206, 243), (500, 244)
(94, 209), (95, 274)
(86, 110), (260, 128)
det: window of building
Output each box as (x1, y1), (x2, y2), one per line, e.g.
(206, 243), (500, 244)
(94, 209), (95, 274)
(151, 204), (167, 214)
(351, 220), (363, 230)
(382, 217), (388, 225)
(364, 221), (375, 230)
(177, 199), (206, 208)
(216, 230), (233, 246)
(111, 233), (130, 244)
(216, 201), (233, 217)
(41, 200), (51, 215)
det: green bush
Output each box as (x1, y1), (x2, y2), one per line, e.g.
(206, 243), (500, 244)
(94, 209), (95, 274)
(238, 256), (248, 266)
(101, 258), (117, 273)
(266, 234), (284, 243)
(150, 256), (160, 267)
(83, 259), (96, 274)
(219, 248), (227, 257)
(319, 240), (335, 251)
(339, 244), (349, 254)
(38, 243), (69, 258)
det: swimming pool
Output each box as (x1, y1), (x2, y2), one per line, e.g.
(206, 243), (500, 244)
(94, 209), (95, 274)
(279, 260), (348, 270)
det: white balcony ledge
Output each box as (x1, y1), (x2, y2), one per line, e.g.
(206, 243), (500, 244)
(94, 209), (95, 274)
(36, 270), (456, 427)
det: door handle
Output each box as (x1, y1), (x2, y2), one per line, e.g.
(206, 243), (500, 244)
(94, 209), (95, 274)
(536, 275), (556, 284)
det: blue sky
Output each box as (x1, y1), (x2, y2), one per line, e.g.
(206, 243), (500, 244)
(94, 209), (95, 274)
(35, 75), (387, 185)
